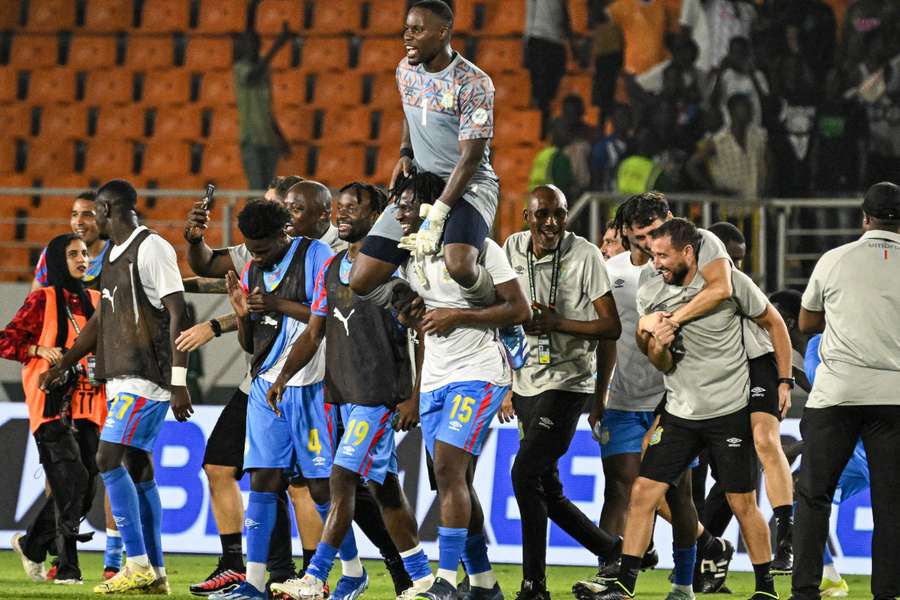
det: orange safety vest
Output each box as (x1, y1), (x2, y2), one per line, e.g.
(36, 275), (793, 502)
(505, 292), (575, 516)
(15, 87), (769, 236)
(21, 287), (106, 433)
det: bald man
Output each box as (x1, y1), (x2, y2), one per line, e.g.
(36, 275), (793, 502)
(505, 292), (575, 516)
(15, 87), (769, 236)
(284, 180), (346, 253)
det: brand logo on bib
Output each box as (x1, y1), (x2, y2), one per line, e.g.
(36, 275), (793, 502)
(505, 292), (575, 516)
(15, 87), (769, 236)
(101, 286), (118, 313)
(726, 437), (742, 447)
(333, 307), (356, 336)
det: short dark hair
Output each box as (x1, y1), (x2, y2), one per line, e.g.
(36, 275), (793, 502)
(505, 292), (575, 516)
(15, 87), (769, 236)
(237, 199), (290, 240)
(409, 0), (454, 26)
(624, 191), (669, 229)
(603, 219), (617, 233)
(97, 179), (137, 211)
(339, 182), (389, 214)
(649, 217), (702, 253)
(391, 169), (446, 206)
(769, 289), (802, 320)
(726, 92), (752, 115)
(75, 190), (96, 202)
(708, 221), (745, 246)
(273, 175), (304, 200)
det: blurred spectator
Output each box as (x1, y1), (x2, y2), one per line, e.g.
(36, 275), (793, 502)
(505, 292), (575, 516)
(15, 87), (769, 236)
(590, 104), (633, 190)
(688, 93), (769, 198)
(588, 1), (624, 128)
(233, 24), (292, 190)
(528, 121), (575, 199)
(600, 219), (626, 259)
(265, 174), (304, 202)
(606, 0), (680, 75)
(524, 0), (575, 118)
(769, 55), (819, 195)
(680, 0), (757, 78)
(632, 36), (702, 97)
(778, 0), (837, 84)
(550, 95), (595, 195)
(810, 71), (868, 193)
(840, 0), (899, 68)
(615, 128), (663, 194)
(710, 36), (769, 127)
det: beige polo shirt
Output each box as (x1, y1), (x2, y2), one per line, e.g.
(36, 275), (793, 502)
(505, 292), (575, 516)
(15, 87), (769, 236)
(801, 229), (900, 408)
(504, 231), (613, 397)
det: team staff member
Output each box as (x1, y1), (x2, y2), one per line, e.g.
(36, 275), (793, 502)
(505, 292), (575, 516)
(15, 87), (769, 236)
(32, 191), (110, 291)
(600, 219), (626, 260)
(589, 219), (785, 600)
(499, 185), (621, 600)
(792, 182), (900, 600)
(4, 234), (105, 585)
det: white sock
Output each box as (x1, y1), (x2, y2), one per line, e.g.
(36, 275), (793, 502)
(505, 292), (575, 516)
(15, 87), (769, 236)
(341, 556), (364, 578)
(246, 562), (266, 592)
(436, 568), (457, 587)
(413, 574), (435, 589)
(127, 555), (149, 569)
(823, 564), (841, 582)
(153, 566), (166, 579)
(469, 571), (497, 589)
(106, 528), (121, 538)
(672, 584), (694, 597)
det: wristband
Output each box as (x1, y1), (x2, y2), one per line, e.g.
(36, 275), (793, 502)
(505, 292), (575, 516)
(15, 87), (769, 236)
(171, 366), (188, 387)
(399, 147), (414, 160)
(777, 377), (795, 389)
(209, 318), (222, 337)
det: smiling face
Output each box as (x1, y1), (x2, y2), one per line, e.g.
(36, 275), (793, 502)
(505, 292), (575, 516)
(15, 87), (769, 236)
(70, 198), (99, 246)
(403, 7), (448, 67)
(525, 187), (568, 255)
(600, 227), (625, 260)
(66, 238), (89, 279)
(284, 189), (328, 238)
(335, 190), (377, 244)
(628, 217), (666, 258)
(397, 188), (424, 237)
(650, 234), (694, 286)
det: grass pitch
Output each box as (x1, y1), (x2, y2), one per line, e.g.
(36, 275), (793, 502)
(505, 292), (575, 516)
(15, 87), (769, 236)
(0, 552), (873, 599)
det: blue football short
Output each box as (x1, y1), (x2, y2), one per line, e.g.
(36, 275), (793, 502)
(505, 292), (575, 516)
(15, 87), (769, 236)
(599, 409), (657, 458)
(100, 393), (169, 452)
(420, 380), (508, 457)
(244, 378), (335, 479)
(835, 439), (870, 504)
(333, 404), (398, 485)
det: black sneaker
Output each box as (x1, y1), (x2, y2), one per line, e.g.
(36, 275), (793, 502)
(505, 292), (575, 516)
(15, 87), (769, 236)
(417, 577), (458, 600)
(463, 582), (504, 600)
(515, 579), (550, 600)
(694, 538), (734, 594)
(748, 592), (779, 600)
(641, 546), (659, 571)
(457, 575), (470, 600)
(576, 579), (635, 600)
(385, 555), (414, 595)
(189, 558), (246, 596)
(770, 542), (793, 575)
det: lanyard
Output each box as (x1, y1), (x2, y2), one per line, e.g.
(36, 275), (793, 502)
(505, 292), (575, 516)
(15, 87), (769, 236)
(527, 243), (561, 309)
(64, 305), (81, 336)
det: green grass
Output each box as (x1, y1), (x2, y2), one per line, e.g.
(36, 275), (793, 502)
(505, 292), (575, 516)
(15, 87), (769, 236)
(0, 552), (873, 599)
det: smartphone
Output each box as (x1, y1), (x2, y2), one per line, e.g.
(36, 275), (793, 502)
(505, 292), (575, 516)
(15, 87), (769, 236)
(201, 183), (215, 210)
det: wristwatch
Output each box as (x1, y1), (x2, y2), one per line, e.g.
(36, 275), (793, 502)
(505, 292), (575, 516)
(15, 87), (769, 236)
(209, 318), (222, 337)
(777, 377), (795, 389)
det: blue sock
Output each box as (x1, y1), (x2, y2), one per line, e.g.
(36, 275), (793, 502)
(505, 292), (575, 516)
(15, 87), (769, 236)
(437, 527), (468, 573)
(101, 467), (146, 560)
(307, 541), (339, 582)
(246, 491), (278, 566)
(673, 544), (696, 586)
(104, 530), (123, 570)
(400, 546), (432, 582)
(135, 480), (164, 569)
(461, 533), (491, 575)
(823, 544), (834, 566)
(314, 502), (359, 562)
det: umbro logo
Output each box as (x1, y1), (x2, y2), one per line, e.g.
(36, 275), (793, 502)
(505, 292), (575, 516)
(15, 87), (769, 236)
(750, 386), (766, 398)
(262, 315), (278, 327)
(538, 417), (554, 429)
(515, 265), (525, 274)
(726, 437), (742, 447)
(614, 278), (625, 288)
(244, 518), (260, 529)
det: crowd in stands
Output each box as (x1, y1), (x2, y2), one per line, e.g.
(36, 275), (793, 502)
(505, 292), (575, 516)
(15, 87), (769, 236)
(526, 0), (900, 201)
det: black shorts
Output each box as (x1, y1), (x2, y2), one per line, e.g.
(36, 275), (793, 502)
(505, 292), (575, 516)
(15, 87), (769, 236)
(748, 353), (780, 419)
(640, 408), (756, 493)
(203, 388), (248, 474)
(442, 198), (490, 248)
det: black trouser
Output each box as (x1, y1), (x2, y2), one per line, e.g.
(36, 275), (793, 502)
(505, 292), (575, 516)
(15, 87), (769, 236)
(512, 390), (618, 582)
(524, 37), (566, 114)
(792, 405), (900, 600)
(267, 491), (296, 578)
(25, 419), (92, 577)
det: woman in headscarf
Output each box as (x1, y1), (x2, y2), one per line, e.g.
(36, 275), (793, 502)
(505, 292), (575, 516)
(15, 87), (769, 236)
(0, 233), (106, 585)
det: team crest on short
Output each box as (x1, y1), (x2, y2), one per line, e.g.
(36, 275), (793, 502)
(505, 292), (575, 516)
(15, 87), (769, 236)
(649, 427), (663, 446)
(600, 427), (610, 445)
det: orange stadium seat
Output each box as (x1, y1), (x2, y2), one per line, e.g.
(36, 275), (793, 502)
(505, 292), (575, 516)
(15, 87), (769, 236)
(26, 139), (76, 177)
(199, 70), (236, 106)
(84, 0), (134, 32)
(362, 0), (405, 35)
(363, 71), (399, 108)
(375, 109), (404, 143)
(185, 37), (233, 70)
(356, 38), (401, 73)
(0, 68), (17, 103)
(201, 143), (242, 177)
(83, 140), (136, 179)
(277, 145), (310, 180)
(0, 140), (19, 175)
(82, 69), (135, 105)
(28, 68), (77, 103)
(493, 109), (542, 145)
(205, 107), (241, 141)
(0, 1), (21, 28)
(67, 35), (119, 69)
(256, 0), (305, 34)
(369, 145), (396, 185)
(554, 73), (592, 108)
(490, 144), (536, 194)
(299, 37), (351, 72)
(37, 104), (90, 139)
(153, 105), (203, 140)
(139, 69), (192, 105)
(475, 39), (523, 75)
(96, 105), (146, 139)
(139, 0), (190, 32)
(10, 34), (59, 68)
(493, 72), (531, 109)
(272, 71), (307, 107)
(306, 72), (361, 107)
(568, 0), (590, 34)
(307, 0), (360, 35)
(0, 105), (32, 138)
(125, 36), (176, 69)
(195, 0), (248, 33)
(24, 0), (75, 32)
(321, 107), (373, 142)
(480, 0), (525, 35)
(277, 108), (317, 142)
(142, 141), (194, 177)
(450, 0), (477, 33)
(311, 143), (366, 186)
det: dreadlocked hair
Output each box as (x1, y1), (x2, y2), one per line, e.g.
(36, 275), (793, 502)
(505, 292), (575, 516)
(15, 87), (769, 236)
(339, 182), (389, 214)
(390, 169), (446, 206)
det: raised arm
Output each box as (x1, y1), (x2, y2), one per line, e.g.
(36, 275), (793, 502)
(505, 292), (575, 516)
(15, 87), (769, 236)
(161, 291), (194, 422)
(184, 201), (237, 278)
(669, 257), (733, 327)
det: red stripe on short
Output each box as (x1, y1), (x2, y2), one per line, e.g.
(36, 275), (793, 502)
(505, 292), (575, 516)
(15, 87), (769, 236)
(361, 411), (392, 477)
(124, 397), (148, 445)
(464, 385), (494, 453)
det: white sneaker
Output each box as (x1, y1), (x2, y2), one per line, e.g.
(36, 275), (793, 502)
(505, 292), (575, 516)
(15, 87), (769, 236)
(396, 576), (435, 600)
(270, 574), (326, 600)
(53, 577), (84, 585)
(10, 533), (47, 582)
